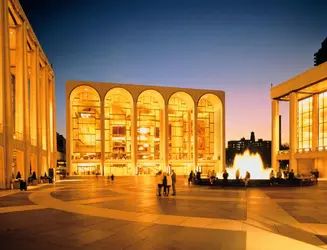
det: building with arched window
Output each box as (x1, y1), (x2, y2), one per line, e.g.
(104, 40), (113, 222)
(67, 81), (225, 176)
(0, 0), (56, 189)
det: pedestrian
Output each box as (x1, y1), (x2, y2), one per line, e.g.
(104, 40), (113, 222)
(171, 169), (176, 196)
(156, 171), (163, 196)
(166, 173), (172, 196)
(222, 170), (229, 187)
(163, 172), (168, 196)
(243, 171), (251, 188)
(111, 174), (114, 182)
(188, 170), (194, 184)
(269, 170), (275, 185)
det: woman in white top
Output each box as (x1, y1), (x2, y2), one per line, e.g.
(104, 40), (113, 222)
(166, 173), (172, 196)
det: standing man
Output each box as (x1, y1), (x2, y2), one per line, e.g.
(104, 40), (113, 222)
(171, 169), (176, 196)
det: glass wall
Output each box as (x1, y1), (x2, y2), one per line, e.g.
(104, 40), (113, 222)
(104, 88), (132, 160)
(197, 94), (221, 160)
(71, 87), (101, 161)
(168, 92), (194, 160)
(137, 91), (164, 161)
(319, 91), (327, 149)
(298, 97), (313, 151)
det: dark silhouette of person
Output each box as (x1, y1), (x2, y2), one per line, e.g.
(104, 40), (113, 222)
(171, 169), (176, 196)
(163, 173), (168, 196)
(111, 174), (114, 181)
(16, 171), (21, 179)
(288, 169), (295, 179)
(222, 170), (229, 187)
(32, 171), (37, 180)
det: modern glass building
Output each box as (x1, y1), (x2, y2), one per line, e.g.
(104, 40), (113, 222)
(271, 61), (327, 176)
(0, 0), (56, 188)
(66, 81), (225, 176)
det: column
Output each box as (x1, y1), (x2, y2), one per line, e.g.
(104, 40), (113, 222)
(45, 67), (50, 175)
(0, 0), (13, 189)
(271, 99), (280, 171)
(100, 99), (105, 175)
(193, 103), (198, 171)
(52, 78), (57, 174)
(17, 22), (30, 179)
(163, 104), (169, 169)
(289, 92), (298, 173)
(36, 50), (42, 181)
(131, 100), (137, 173)
(312, 94), (319, 151)
(65, 86), (71, 175)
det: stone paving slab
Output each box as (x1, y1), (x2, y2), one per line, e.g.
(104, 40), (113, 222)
(0, 191), (35, 207)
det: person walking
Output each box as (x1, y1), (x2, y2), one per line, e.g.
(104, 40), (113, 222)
(163, 172), (168, 196)
(166, 173), (172, 196)
(171, 169), (176, 196)
(156, 171), (163, 196)
(111, 174), (114, 182)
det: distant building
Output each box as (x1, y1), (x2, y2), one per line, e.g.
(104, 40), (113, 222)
(226, 132), (271, 168)
(57, 133), (66, 161)
(314, 37), (327, 66)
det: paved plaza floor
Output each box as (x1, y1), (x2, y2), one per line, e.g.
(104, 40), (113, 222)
(1, 176), (327, 249)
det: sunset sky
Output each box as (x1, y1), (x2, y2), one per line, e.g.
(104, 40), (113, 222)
(20, 0), (327, 144)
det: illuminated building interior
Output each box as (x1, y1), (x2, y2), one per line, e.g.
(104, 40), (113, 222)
(70, 86), (101, 175)
(298, 97), (313, 151)
(271, 62), (327, 177)
(0, 0), (56, 189)
(319, 91), (327, 149)
(67, 82), (225, 176)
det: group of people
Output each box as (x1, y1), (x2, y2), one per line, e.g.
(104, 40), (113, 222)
(156, 170), (176, 196)
(269, 168), (320, 184)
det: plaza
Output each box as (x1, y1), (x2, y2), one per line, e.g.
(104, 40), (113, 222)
(1, 177), (327, 249)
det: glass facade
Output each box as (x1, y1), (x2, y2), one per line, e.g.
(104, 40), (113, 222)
(319, 91), (327, 149)
(137, 91), (163, 161)
(68, 84), (225, 176)
(168, 93), (193, 160)
(197, 94), (220, 160)
(104, 88), (132, 160)
(71, 87), (101, 161)
(297, 97), (313, 151)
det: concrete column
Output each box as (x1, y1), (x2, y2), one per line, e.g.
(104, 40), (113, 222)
(289, 92), (298, 173)
(131, 100), (137, 173)
(193, 103), (198, 171)
(35, 49), (42, 181)
(45, 67), (50, 175)
(0, 0), (13, 188)
(163, 104), (169, 169)
(271, 99), (280, 171)
(66, 87), (71, 175)
(220, 105), (226, 172)
(52, 78), (57, 173)
(100, 99), (105, 175)
(17, 22), (30, 179)
(312, 94), (319, 151)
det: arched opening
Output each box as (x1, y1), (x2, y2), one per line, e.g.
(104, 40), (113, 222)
(70, 86), (101, 175)
(136, 90), (164, 175)
(104, 88), (133, 176)
(197, 93), (223, 174)
(168, 92), (194, 175)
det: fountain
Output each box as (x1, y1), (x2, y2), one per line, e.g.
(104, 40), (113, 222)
(225, 150), (270, 179)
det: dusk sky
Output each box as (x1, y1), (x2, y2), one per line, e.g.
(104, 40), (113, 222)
(20, 0), (327, 144)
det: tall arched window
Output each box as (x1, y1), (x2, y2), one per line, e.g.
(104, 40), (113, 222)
(104, 88), (132, 160)
(137, 90), (164, 161)
(70, 86), (101, 161)
(168, 92), (194, 160)
(197, 94), (223, 173)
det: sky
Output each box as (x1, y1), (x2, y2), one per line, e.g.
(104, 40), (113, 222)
(20, 0), (327, 144)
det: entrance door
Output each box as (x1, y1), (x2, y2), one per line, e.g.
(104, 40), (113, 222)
(78, 166), (96, 175)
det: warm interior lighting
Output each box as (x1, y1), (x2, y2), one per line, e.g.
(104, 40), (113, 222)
(222, 150), (270, 179)
(144, 143), (149, 147)
(139, 147), (144, 150)
(139, 135), (148, 141)
(139, 127), (149, 134)
(80, 113), (91, 118)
